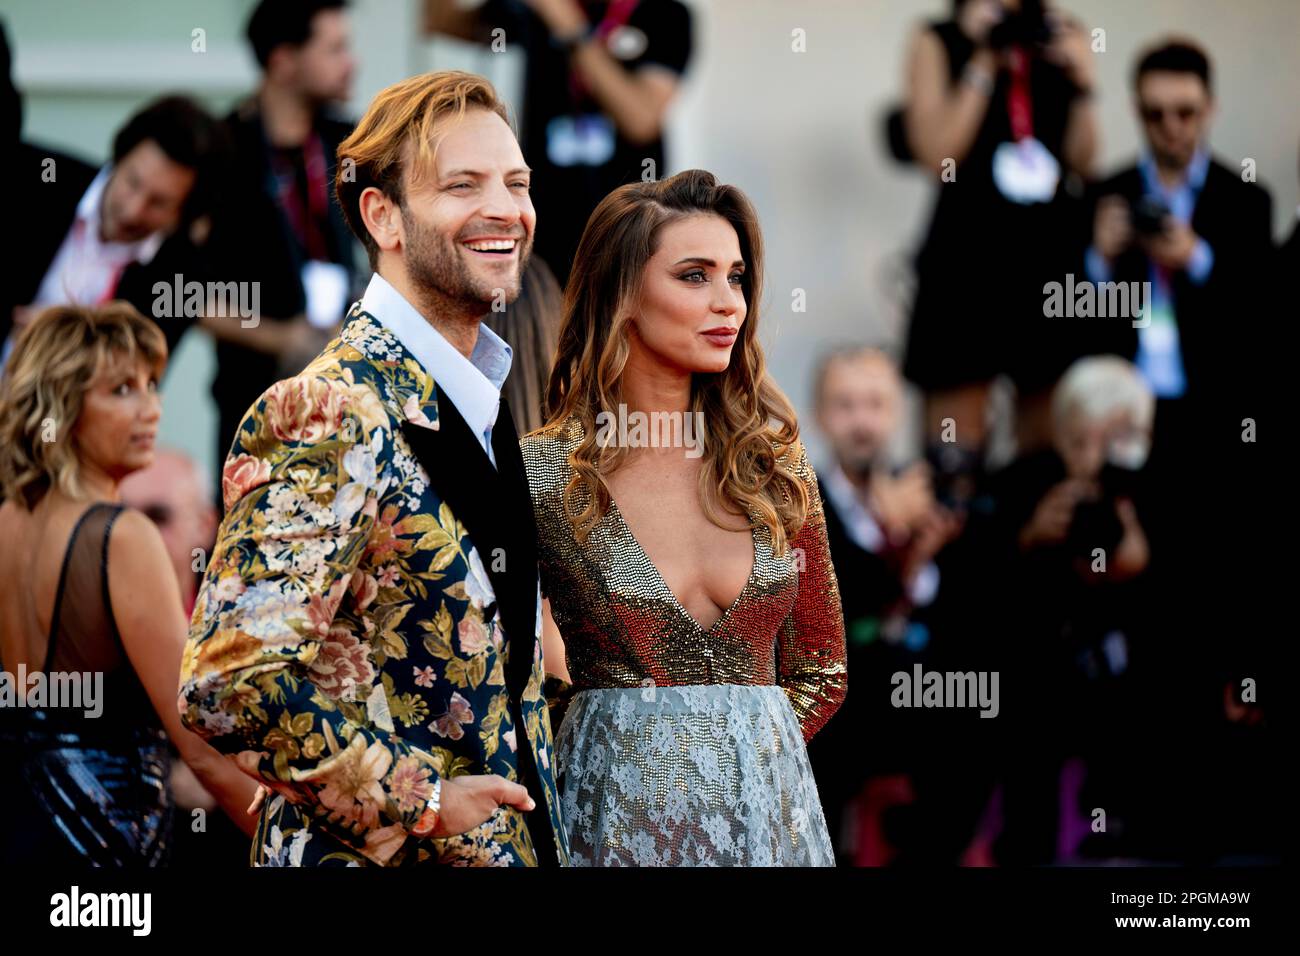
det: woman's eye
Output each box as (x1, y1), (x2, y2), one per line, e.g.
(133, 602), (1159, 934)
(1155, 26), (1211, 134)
(113, 382), (131, 396)
(450, 183), (472, 191)
(729, 272), (744, 285)
(679, 271), (706, 283)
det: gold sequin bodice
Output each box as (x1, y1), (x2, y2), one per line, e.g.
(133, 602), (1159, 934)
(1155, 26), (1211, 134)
(521, 418), (847, 741)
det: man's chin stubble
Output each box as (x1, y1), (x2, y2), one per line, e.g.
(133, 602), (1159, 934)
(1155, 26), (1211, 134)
(477, 246), (531, 306)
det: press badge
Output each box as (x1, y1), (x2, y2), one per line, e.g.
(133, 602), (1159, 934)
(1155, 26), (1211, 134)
(301, 260), (350, 329)
(992, 136), (1060, 205)
(547, 113), (617, 167)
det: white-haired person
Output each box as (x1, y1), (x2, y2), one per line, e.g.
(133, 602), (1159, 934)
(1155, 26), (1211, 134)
(985, 354), (1154, 866)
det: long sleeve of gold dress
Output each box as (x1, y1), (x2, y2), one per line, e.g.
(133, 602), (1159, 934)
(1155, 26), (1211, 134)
(522, 418), (847, 866)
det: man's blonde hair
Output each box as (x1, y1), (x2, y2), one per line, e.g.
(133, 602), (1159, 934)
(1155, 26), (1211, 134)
(335, 70), (513, 267)
(0, 303), (167, 509)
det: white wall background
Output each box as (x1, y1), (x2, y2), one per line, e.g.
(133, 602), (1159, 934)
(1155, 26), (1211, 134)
(8, 0), (1298, 475)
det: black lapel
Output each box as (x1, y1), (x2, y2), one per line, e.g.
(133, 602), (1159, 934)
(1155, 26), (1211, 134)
(400, 392), (558, 864)
(490, 398), (542, 700)
(399, 391), (539, 703)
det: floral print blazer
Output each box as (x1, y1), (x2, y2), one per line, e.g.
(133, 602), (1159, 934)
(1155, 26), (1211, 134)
(178, 307), (570, 867)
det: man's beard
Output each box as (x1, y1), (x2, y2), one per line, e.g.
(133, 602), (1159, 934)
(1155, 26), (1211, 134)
(402, 207), (531, 315)
(102, 195), (148, 244)
(838, 441), (883, 483)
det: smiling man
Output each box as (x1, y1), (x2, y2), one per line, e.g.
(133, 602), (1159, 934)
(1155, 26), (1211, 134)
(2, 95), (224, 372)
(180, 71), (570, 867)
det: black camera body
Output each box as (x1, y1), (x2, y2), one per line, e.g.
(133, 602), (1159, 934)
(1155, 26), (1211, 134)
(1132, 194), (1172, 235)
(1065, 464), (1141, 561)
(988, 0), (1055, 50)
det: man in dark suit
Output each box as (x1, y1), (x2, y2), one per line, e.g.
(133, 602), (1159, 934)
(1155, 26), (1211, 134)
(1083, 39), (1271, 456)
(204, 0), (361, 506)
(2, 93), (224, 366)
(1081, 38), (1273, 861)
(805, 346), (965, 865)
(181, 70), (568, 867)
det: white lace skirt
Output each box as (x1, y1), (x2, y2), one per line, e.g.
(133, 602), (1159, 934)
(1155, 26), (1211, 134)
(554, 684), (835, 866)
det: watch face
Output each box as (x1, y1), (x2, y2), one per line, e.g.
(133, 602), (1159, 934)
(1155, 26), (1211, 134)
(606, 24), (649, 60)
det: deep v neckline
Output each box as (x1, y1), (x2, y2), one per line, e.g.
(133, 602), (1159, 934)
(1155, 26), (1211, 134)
(606, 496), (759, 635)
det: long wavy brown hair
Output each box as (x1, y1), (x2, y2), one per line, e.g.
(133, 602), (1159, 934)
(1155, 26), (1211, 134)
(539, 169), (808, 554)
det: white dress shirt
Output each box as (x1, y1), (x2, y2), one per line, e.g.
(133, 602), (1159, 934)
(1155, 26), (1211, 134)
(360, 272), (513, 467)
(34, 166), (166, 308)
(1, 166), (165, 373)
(821, 462), (940, 607)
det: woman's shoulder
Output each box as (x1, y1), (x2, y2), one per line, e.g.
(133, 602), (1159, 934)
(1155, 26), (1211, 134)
(774, 436), (814, 484)
(520, 416), (584, 474)
(104, 505), (170, 577)
(769, 436), (823, 525)
(104, 505), (182, 621)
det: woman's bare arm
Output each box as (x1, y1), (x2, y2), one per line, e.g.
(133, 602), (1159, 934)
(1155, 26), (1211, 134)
(108, 509), (259, 838)
(541, 598), (571, 684)
(903, 28), (997, 174)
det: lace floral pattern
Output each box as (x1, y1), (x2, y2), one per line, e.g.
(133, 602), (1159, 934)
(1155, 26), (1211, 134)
(555, 684), (835, 866)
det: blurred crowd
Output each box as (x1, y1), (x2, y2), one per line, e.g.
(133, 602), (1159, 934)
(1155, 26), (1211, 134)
(0, 0), (1286, 867)
(808, 0), (1285, 866)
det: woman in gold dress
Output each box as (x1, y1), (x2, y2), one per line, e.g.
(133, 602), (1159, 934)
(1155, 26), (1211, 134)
(521, 169), (847, 866)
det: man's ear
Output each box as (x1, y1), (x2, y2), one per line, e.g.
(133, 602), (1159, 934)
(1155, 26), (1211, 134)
(359, 186), (403, 256)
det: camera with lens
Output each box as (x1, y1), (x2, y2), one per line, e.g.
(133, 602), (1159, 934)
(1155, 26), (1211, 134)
(987, 0), (1056, 50)
(1131, 194), (1172, 235)
(1065, 463), (1140, 560)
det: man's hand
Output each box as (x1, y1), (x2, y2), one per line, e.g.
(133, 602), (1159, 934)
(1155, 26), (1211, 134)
(1093, 195), (1133, 263)
(430, 774), (536, 838)
(872, 463), (936, 539)
(1142, 218), (1199, 272)
(1019, 478), (1093, 551)
(247, 784), (269, 816)
(244, 773), (535, 841)
(1110, 497), (1150, 580)
(1043, 14), (1096, 92)
(902, 504), (962, 584)
(956, 0), (1002, 45)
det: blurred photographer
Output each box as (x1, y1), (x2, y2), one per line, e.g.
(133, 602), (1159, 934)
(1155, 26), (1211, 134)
(989, 355), (1154, 862)
(807, 346), (962, 864)
(1083, 39), (1271, 457)
(1082, 47), (1272, 837)
(1012, 357), (1151, 580)
(898, 0), (1099, 478)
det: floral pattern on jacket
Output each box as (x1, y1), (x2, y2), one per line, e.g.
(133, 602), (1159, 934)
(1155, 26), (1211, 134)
(178, 308), (569, 866)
